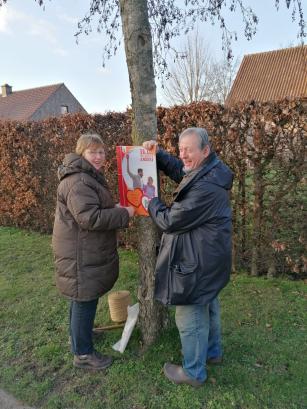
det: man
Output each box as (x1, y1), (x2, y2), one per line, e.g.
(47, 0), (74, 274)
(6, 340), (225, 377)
(126, 153), (143, 189)
(143, 128), (233, 387)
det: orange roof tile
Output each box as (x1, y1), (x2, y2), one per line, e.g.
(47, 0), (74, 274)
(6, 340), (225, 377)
(0, 83), (64, 121)
(225, 45), (307, 106)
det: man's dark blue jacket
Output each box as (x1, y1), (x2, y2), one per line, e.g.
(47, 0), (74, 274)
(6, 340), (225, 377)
(148, 149), (233, 305)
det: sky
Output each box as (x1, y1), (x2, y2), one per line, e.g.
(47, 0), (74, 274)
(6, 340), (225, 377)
(0, 0), (305, 113)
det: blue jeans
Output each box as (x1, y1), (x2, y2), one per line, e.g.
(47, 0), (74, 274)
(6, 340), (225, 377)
(175, 298), (222, 383)
(69, 299), (98, 355)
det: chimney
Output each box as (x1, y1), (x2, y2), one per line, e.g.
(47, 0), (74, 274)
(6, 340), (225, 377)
(1, 84), (12, 97)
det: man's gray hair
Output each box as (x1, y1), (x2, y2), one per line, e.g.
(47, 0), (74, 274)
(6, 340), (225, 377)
(179, 127), (210, 150)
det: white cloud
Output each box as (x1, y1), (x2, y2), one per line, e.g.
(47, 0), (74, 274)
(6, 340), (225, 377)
(29, 19), (58, 44)
(0, 6), (24, 34)
(0, 5), (68, 57)
(0, 6), (9, 33)
(28, 19), (69, 57)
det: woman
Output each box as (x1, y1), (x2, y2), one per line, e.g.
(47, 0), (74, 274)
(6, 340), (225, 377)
(52, 132), (134, 370)
(143, 176), (156, 199)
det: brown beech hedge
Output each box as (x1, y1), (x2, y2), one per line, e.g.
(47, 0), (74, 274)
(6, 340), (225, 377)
(0, 99), (306, 277)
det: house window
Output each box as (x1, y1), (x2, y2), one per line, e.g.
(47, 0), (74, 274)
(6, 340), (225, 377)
(61, 105), (69, 114)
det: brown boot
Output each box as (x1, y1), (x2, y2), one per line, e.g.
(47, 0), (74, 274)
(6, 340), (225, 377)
(73, 350), (112, 370)
(206, 356), (223, 365)
(163, 363), (204, 388)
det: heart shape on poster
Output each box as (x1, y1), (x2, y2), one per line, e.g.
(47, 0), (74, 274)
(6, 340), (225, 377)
(126, 188), (142, 208)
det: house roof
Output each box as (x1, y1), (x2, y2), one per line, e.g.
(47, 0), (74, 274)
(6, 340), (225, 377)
(225, 45), (307, 106)
(0, 83), (64, 121)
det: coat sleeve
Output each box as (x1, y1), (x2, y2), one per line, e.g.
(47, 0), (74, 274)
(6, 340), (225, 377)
(66, 180), (130, 231)
(148, 184), (227, 234)
(156, 149), (184, 184)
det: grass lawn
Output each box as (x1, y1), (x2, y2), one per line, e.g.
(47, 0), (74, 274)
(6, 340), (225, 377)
(0, 227), (306, 409)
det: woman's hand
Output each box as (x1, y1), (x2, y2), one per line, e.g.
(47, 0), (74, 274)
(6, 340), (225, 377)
(142, 140), (157, 151)
(125, 206), (135, 218)
(116, 204), (135, 218)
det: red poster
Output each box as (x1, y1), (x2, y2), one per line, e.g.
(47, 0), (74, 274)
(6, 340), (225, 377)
(116, 146), (158, 216)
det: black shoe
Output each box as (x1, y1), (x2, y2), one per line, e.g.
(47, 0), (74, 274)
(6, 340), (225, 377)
(73, 350), (113, 370)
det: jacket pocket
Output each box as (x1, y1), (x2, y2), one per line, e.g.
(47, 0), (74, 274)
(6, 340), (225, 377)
(169, 262), (197, 305)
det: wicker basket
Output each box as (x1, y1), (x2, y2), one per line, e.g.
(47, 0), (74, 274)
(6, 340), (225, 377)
(108, 290), (131, 323)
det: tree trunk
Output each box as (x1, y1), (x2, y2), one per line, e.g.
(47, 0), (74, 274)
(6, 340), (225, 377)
(119, 0), (168, 346)
(231, 184), (237, 273)
(267, 255), (277, 278)
(251, 163), (264, 276)
(239, 168), (247, 265)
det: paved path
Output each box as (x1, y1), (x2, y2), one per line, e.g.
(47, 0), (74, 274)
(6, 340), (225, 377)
(0, 389), (35, 409)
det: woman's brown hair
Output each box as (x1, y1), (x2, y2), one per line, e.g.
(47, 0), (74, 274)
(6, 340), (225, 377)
(76, 132), (104, 155)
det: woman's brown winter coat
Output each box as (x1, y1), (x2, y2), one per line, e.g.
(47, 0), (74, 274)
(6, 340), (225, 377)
(52, 153), (129, 302)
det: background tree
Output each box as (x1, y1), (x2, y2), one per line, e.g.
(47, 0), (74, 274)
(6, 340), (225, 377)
(0, 0), (305, 347)
(208, 52), (240, 104)
(162, 32), (240, 105)
(163, 31), (213, 105)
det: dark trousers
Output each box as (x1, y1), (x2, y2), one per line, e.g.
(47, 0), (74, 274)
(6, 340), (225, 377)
(69, 299), (98, 355)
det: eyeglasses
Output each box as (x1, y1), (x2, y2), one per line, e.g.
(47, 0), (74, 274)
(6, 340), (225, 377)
(86, 150), (105, 156)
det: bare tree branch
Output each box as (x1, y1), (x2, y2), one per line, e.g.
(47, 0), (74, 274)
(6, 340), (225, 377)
(162, 32), (239, 105)
(1, 0), (304, 76)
